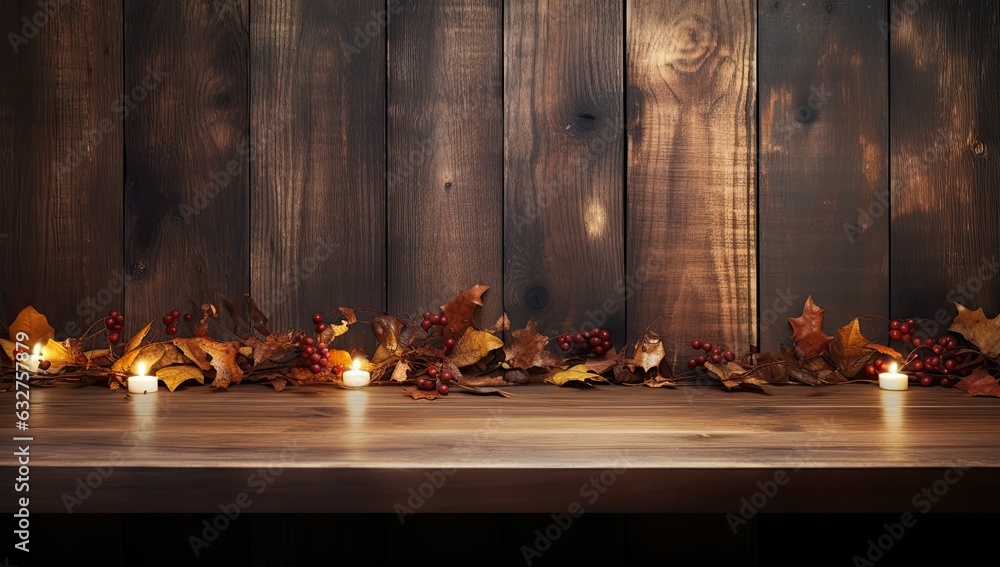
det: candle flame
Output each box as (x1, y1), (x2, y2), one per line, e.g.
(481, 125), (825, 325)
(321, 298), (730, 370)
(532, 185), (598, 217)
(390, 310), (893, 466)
(352, 358), (361, 372)
(888, 362), (898, 374)
(136, 361), (147, 376)
(32, 343), (41, 356)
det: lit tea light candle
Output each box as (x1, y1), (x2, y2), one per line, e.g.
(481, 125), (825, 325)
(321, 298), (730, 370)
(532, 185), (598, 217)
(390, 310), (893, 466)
(878, 362), (907, 391)
(24, 343), (42, 372)
(128, 362), (158, 394)
(342, 358), (371, 389)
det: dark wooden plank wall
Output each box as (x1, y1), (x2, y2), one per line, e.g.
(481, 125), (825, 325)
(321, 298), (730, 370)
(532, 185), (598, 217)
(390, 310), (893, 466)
(505, 0), (625, 340)
(890, 0), (1000, 328)
(0, 0), (122, 340)
(389, 0), (502, 325)
(250, 0), (385, 347)
(758, 0), (889, 351)
(627, 0), (756, 358)
(124, 0), (249, 338)
(2, 1), (999, 358)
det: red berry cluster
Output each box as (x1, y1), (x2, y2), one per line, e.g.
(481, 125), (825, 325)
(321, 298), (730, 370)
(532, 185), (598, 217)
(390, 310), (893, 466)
(299, 336), (337, 375)
(162, 309), (192, 336)
(420, 311), (449, 332)
(417, 365), (453, 395)
(686, 339), (735, 368)
(104, 310), (125, 343)
(555, 328), (613, 356)
(874, 318), (965, 387)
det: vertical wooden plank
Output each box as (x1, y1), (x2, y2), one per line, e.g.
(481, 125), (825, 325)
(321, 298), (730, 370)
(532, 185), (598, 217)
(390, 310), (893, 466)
(890, 1), (1000, 326)
(627, 0), (755, 359)
(0, 0), (122, 339)
(124, 0), (248, 336)
(758, 0), (889, 351)
(388, 0), (502, 324)
(251, 0), (385, 345)
(505, 0), (625, 340)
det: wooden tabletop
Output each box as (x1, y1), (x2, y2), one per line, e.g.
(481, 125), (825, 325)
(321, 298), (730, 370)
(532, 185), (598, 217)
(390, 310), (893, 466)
(5, 382), (1000, 513)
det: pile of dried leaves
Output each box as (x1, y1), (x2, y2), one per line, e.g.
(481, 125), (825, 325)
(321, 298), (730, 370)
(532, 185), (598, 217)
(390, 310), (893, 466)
(2, 288), (999, 399)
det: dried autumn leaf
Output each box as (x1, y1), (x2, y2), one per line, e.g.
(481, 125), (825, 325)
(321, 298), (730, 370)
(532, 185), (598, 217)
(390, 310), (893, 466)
(391, 360), (410, 382)
(955, 368), (1000, 397)
(124, 322), (152, 354)
(788, 295), (834, 359)
(705, 360), (769, 391)
(269, 376), (288, 391)
(949, 303), (1000, 358)
(245, 334), (297, 366)
(371, 315), (405, 352)
(156, 365), (205, 392)
(545, 364), (608, 386)
(338, 307), (358, 325)
(642, 376), (677, 388)
(503, 320), (561, 370)
(371, 345), (397, 365)
(633, 332), (665, 372)
(195, 304), (217, 337)
(0, 339), (16, 363)
(448, 329), (503, 367)
(112, 343), (174, 375)
(149, 346), (189, 373)
(327, 349), (353, 370)
(489, 313), (510, 333)
(828, 318), (877, 378)
(317, 320), (350, 345)
(745, 352), (788, 384)
(409, 388), (439, 400)
(440, 284), (489, 340)
(172, 337), (243, 389)
(583, 347), (618, 375)
(9, 306), (54, 345)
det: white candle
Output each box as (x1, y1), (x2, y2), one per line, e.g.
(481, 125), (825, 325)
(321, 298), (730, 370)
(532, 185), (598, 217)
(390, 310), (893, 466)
(23, 343), (41, 372)
(342, 358), (371, 388)
(128, 362), (158, 394)
(878, 362), (908, 391)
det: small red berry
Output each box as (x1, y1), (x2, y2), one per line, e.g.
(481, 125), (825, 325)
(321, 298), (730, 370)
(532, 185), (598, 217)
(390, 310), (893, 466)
(572, 333), (584, 344)
(864, 364), (877, 376)
(919, 375), (933, 387)
(560, 342), (571, 351)
(940, 378), (951, 387)
(183, 313), (193, 322)
(109, 310), (120, 318)
(312, 313), (324, 324)
(431, 314), (442, 325)
(163, 315), (174, 326)
(309, 364), (322, 374)
(943, 359), (957, 370)
(428, 366), (439, 378)
(911, 336), (922, 347)
(691, 340), (702, 350)
(695, 356), (706, 366)
(165, 326), (177, 335)
(444, 338), (456, 349)
(688, 359), (698, 368)
(115, 315), (124, 324)
(423, 311), (432, 320)
(709, 354), (722, 364)
(702, 342), (713, 352)
(911, 360), (924, 371)
(317, 343), (327, 350)
(889, 330), (902, 340)
(923, 338), (936, 349)
(583, 331), (592, 339)
(109, 332), (120, 343)
(310, 353), (322, 363)
(601, 340), (612, 350)
(105, 317), (116, 328)
(303, 337), (315, 346)
(439, 316), (448, 326)
(300, 351), (311, 359)
(889, 320), (901, 330)
(932, 345), (944, 355)
(37, 359), (52, 371)
(319, 357), (329, 367)
(899, 322), (913, 334)
(421, 320), (433, 331)
(901, 333), (912, 343)
(437, 382), (449, 395)
(315, 324), (327, 333)
(441, 369), (454, 381)
(588, 336), (602, 346)
(170, 309), (180, 319)
(598, 330), (611, 340)
(723, 350), (735, 362)
(304, 346), (315, 356)
(592, 346), (605, 356)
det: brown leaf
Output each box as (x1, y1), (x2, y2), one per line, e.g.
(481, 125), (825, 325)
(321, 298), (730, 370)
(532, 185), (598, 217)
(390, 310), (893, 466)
(448, 329), (503, 367)
(865, 342), (903, 360)
(949, 303), (1000, 358)
(156, 365), (205, 392)
(503, 320), (561, 370)
(788, 295), (834, 359)
(148, 346), (189, 373)
(9, 306), (54, 345)
(196, 304), (217, 337)
(371, 315), (405, 352)
(440, 284), (489, 340)
(112, 343), (174, 375)
(124, 322), (152, 354)
(583, 347), (618, 375)
(955, 368), (1000, 397)
(409, 387), (440, 400)
(828, 318), (876, 378)
(633, 332), (665, 372)
(172, 337), (243, 389)
(642, 377), (677, 388)
(338, 307), (358, 325)
(269, 376), (288, 391)
(745, 352), (788, 384)
(245, 333), (297, 366)
(705, 361), (769, 391)
(391, 360), (410, 382)
(489, 313), (510, 333)
(371, 345), (397, 365)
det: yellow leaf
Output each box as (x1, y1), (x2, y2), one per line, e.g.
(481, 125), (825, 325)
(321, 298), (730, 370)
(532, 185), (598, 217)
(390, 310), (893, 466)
(391, 360), (410, 382)
(328, 348), (353, 370)
(124, 322), (152, 353)
(448, 329), (503, 367)
(545, 364), (608, 386)
(112, 343), (173, 375)
(155, 364), (205, 392)
(9, 306), (54, 346)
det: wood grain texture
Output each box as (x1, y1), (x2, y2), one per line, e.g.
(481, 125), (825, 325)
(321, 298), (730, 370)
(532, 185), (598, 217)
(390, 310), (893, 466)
(3, 384), (1000, 513)
(759, 0), (889, 353)
(388, 0), (502, 324)
(124, 0), (249, 337)
(504, 0), (625, 339)
(627, 0), (755, 361)
(890, 1), (1000, 326)
(0, 0), (122, 340)
(251, 0), (385, 348)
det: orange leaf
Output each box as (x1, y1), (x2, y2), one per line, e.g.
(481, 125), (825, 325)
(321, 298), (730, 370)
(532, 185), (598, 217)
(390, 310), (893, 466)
(503, 320), (561, 370)
(955, 368), (1000, 397)
(788, 296), (833, 359)
(440, 285), (489, 340)
(949, 303), (1000, 358)
(9, 306), (54, 346)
